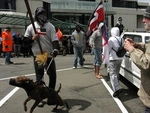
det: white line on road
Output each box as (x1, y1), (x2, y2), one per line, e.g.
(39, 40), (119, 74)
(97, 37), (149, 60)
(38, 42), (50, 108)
(0, 87), (19, 107)
(101, 79), (129, 113)
(0, 68), (73, 81)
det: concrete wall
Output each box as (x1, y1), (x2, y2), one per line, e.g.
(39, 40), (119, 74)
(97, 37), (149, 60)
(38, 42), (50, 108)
(16, 0), (42, 14)
(9, 0), (43, 35)
(113, 7), (145, 32)
(1, 0), (147, 34)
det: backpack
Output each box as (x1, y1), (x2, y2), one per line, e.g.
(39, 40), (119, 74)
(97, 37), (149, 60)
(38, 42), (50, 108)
(112, 37), (126, 57)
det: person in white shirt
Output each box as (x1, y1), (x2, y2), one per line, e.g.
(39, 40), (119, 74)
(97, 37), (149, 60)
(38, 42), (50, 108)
(24, 7), (59, 107)
(108, 27), (124, 97)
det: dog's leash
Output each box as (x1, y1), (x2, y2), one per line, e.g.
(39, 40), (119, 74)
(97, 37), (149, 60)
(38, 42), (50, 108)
(46, 57), (53, 71)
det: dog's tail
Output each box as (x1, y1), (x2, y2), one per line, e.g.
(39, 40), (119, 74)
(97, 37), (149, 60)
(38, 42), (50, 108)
(56, 83), (61, 93)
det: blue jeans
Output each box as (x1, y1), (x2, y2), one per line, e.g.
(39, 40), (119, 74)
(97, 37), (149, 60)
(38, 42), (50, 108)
(73, 47), (84, 67)
(93, 48), (102, 66)
(145, 106), (150, 113)
(5, 52), (11, 63)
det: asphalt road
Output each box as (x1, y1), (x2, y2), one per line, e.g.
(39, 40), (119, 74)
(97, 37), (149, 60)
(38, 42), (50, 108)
(0, 54), (145, 113)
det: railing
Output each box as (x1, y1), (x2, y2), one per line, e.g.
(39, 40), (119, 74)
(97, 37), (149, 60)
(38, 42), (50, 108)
(51, 0), (114, 12)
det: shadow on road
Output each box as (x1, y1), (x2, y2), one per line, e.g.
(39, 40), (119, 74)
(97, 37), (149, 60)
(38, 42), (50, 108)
(41, 99), (91, 113)
(53, 99), (91, 113)
(118, 76), (139, 101)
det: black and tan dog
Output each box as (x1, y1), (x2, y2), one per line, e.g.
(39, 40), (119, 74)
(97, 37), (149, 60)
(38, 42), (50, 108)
(9, 76), (69, 113)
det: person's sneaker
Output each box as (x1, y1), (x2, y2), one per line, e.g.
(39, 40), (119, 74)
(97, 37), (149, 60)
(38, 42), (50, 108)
(72, 66), (77, 69)
(113, 89), (124, 97)
(38, 102), (44, 107)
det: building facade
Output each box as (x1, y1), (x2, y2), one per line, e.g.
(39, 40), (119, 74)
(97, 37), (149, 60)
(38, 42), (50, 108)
(0, 0), (148, 34)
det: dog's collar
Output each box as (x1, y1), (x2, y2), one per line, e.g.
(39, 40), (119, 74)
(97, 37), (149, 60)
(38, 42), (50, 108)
(25, 85), (36, 96)
(25, 81), (45, 96)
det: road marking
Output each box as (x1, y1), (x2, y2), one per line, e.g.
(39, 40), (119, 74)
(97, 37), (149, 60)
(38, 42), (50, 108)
(0, 74), (35, 81)
(0, 87), (19, 107)
(0, 66), (91, 81)
(101, 79), (129, 113)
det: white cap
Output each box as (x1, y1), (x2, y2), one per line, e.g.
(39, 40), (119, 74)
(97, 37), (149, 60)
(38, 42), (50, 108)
(98, 22), (104, 29)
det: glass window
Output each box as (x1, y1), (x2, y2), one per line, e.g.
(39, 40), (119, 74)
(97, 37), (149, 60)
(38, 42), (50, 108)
(0, 0), (16, 11)
(43, 2), (50, 20)
(123, 35), (134, 40)
(123, 34), (142, 43)
(133, 35), (142, 42)
(112, 0), (138, 9)
(145, 36), (150, 43)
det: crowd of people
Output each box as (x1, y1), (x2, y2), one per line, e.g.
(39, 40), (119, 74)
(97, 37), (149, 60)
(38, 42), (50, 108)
(0, 28), (32, 60)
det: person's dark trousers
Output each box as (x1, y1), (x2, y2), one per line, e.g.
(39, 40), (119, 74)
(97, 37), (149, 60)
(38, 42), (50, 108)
(145, 106), (150, 113)
(33, 57), (57, 89)
(5, 52), (11, 63)
(22, 47), (29, 57)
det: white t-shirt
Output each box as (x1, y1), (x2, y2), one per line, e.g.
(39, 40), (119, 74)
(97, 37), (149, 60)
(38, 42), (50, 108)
(24, 22), (58, 57)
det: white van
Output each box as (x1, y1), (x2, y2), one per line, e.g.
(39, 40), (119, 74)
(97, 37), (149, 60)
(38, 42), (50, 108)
(119, 32), (150, 88)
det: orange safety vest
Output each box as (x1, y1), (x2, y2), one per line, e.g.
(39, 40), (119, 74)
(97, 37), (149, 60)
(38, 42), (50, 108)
(56, 28), (63, 41)
(2, 31), (13, 52)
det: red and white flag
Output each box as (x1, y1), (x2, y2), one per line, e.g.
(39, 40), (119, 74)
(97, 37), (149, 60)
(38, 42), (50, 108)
(87, 1), (105, 36)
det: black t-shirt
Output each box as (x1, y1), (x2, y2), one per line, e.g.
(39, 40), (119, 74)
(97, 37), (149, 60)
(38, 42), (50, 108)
(115, 23), (124, 35)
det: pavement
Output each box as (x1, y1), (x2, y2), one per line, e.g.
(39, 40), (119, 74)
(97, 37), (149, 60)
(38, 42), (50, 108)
(0, 54), (124, 113)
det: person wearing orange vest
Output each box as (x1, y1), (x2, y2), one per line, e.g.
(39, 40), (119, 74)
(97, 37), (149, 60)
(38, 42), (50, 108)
(2, 27), (14, 64)
(56, 27), (63, 41)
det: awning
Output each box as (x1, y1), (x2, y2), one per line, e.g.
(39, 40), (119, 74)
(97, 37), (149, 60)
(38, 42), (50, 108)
(0, 11), (88, 33)
(0, 11), (31, 26)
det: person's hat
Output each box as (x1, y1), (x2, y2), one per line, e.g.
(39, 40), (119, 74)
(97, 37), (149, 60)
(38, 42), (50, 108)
(98, 22), (104, 29)
(118, 17), (122, 21)
(35, 7), (46, 16)
(35, 7), (46, 21)
(143, 6), (150, 18)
